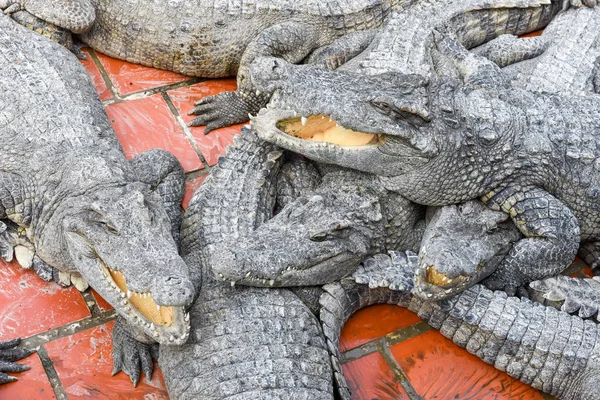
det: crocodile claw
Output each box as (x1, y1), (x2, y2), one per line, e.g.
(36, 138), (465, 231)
(0, 0), (23, 15)
(188, 90), (257, 134)
(111, 320), (156, 386)
(0, 338), (33, 385)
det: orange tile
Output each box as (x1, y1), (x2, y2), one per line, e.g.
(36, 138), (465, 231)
(95, 52), (188, 96)
(342, 351), (408, 399)
(167, 80), (242, 166)
(79, 49), (113, 101)
(389, 330), (544, 399)
(90, 289), (113, 312)
(182, 175), (208, 210)
(45, 321), (169, 400)
(520, 30), (543, 38)
(340, 305), (421, 352)
(0, 351), (56, 400)
(0, 260), (90, 339)
(106, 94), (203, 172)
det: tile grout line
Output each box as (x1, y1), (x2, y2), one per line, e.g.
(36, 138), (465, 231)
(161, 91), (211, 169)
(340, 321), (431, 363)
(379, 342), (422, 400)
(80, 290), (102, 318)
(104, 78), (202, 106)
(36, 345), (69, 400)
(21, 310), (117, 349)
(87, 48), (119, 101)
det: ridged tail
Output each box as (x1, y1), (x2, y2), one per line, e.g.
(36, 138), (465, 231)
(320, 253), (600, 399)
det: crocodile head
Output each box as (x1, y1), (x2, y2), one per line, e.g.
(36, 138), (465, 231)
(38, 181), (194, 345)
(211, 186), (385, 286)
(414, 201), (521, 300)
(251, 57), (523, 205)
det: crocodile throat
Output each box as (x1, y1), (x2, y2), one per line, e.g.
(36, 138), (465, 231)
(277, 115), (380, 147)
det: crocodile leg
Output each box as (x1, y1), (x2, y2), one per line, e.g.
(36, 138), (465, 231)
(472, 34), (548, 68)
(433, 29), (508, 89)
(111, 316), (157, 387)
(481, 187), (580, 295)
(0, 0), (95, 33)
(0, 338), (33, 385)
(129, 149), (185, 245)
(305, 29), (378, 71)
(529, 275), (600, 319)
(188, 22), (338, 134)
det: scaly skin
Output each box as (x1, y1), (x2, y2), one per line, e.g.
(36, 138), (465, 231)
(321, 252), (600, 400)
(2, 0), (399, 133)
(479, 5), (600, 95)
(0, 339), (33, 385)
(0, 15), (194, 367)
(155, 128), (333, 399)
(250, 27), (600, 292)
(212, 162), (425, 287)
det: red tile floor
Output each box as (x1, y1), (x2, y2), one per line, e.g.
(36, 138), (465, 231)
(0, 44), (582, 399)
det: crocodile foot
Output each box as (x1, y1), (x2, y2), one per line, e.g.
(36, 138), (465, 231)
(188, 90), (260, 134)
(0, 338), (33, 385)
(0, 0), (23, 14)
(111, 318), (156, 387)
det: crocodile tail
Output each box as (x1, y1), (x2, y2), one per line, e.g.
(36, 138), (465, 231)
(319, 251), (415, 399)
(321, 252), (600, 399)
(410, 285), (600, 399)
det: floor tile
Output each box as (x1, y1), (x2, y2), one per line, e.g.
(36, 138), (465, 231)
(95, 52), (188, 97)
(90, 289), (113, 312)
(0, 351), (56, 400)
(79, 49), (113, 101)
(167, 80), (242, 166)
(0, 260), (90, 339)
(106, 94), (203, 172)
(340, 305), (421, 352)
(182, 175), (208, 210)
(342, 351), (408, 400)
(389, 330), (544, 399)
(45, 321), (169, 400)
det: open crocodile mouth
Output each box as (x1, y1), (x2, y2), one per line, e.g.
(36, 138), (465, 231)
(98, 262), (190, 344)
(277, 115), (382, 147)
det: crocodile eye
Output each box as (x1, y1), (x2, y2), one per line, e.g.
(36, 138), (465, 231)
(310, 232), (328, 242)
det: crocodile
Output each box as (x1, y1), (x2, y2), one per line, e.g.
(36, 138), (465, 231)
(250, 5), (600, 293)
(475, 4), (600, 95)
(321, 251), (600, 400)
(0, 14), (195, 362)
(0, 339), (33, 385)
(152, 128), (334, 399)
(211, 160), (425, 287)
(1, 0), (400, 134)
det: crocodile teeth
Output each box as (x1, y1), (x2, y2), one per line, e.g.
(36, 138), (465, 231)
(127, 290), (132, 299)
(185, 313), (190, 322)
(71, 274), (89, 292)
(150, 323), (155, 330)
(245, 272), (251, 277)
(301, 116), (307, 126)
(15, 245), (34, 269)
(269, 280), (275, 287)
(58, 271), (72, 286)
(169, 335), (175, 342)
(230, 281), (236, 287)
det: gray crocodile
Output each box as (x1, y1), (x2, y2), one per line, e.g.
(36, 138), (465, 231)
(152, 128), (334, 399)
(0, 14), (195, 365)
(211, 160), (425, 287)
(251, 5), (600, 294)
(321, 251), (600, 400)
(1, 0), (399, 134)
